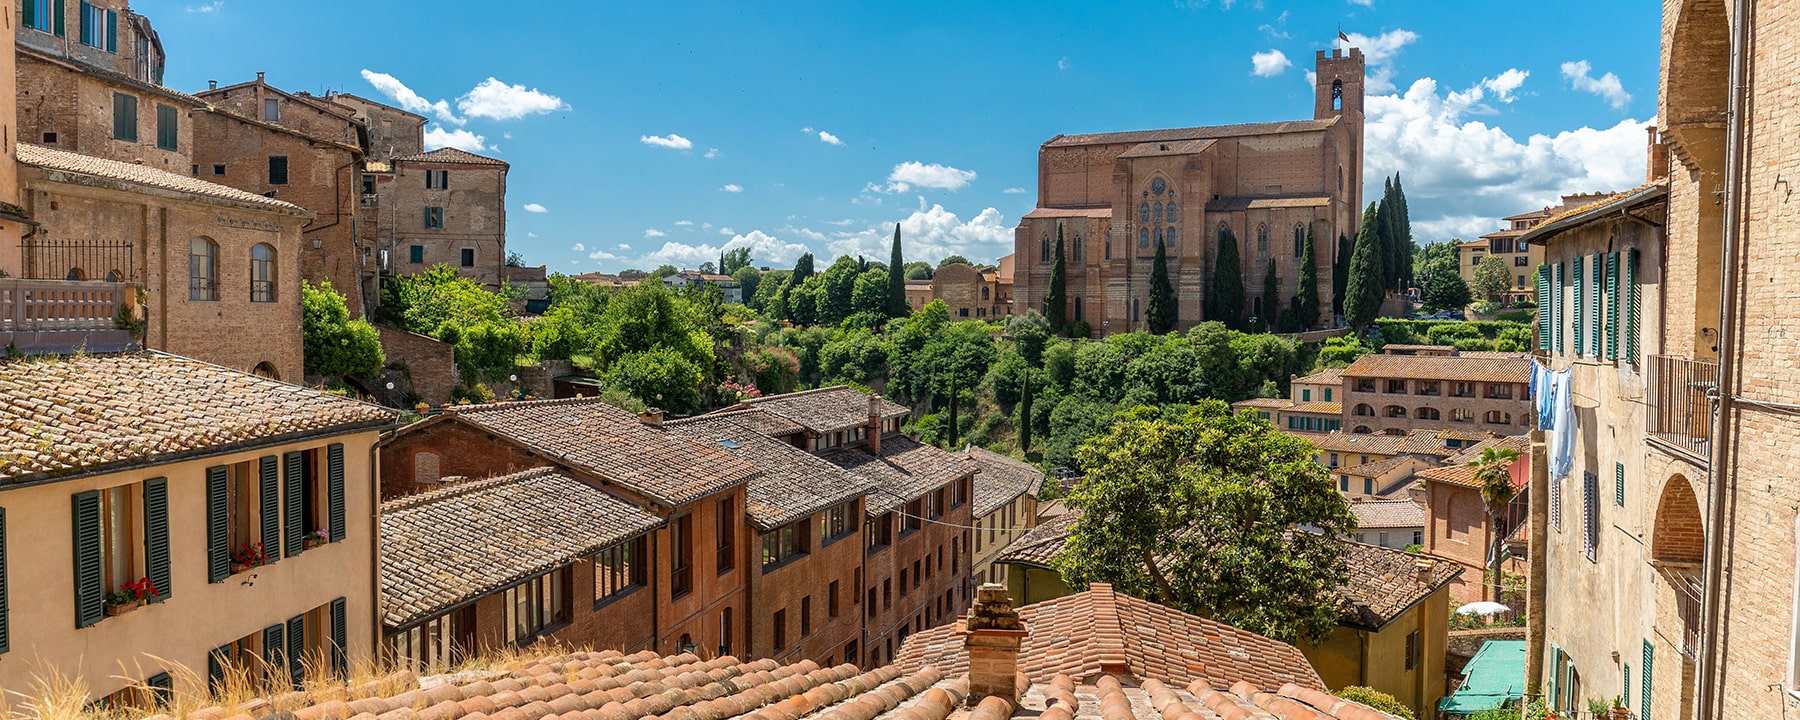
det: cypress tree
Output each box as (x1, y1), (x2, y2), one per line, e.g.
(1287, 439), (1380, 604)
(1261, 260), (1279, 332)
(1375, 177), (1394, 291)
(1333, 232), (1353, 317)
(1298, 225), (1320, 330)
(1146, 237), (1177, 333)
(1207, 227), (1245, 330)
(1344, 203), (1385, 329)
(886, 224), (908, 317)
(1393, 173), (1414, 290)
(1045, 224), (1068, 333)
(1017, 370), (1033, 453)
(791, 252), (815, 284)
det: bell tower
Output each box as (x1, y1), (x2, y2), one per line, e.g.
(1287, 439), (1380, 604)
(1315, 46), (1365, 121)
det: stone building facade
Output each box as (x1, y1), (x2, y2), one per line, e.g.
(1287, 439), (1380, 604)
(384, 147), (509, 289)
(1012, 49), (1363, 335)
(1460, 193), (1614, 304)
(1338, 350), (1534, 436)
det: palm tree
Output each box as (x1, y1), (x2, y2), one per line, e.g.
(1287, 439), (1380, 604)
(1468, 447), (1522, 600)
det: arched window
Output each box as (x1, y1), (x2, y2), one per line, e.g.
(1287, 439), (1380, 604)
(1353, 404), (1375, 417)
(105, 270), (123, 282)
(1166, 201), (1177, 219)
(981, 286), (990, 300)
(250, 243), (277, 303)
(1353, 425), (1373, 435)
(189, 237), (218, 300)
(1152, 203), (1163, 223)
(1451, 408), (1474, 423)
(1415, 407), (1441, 420)
(1073, 235), (1084, 262)
(1253, 297), (1263, 317)
(1484, 410), (1513, 425)
(252, 361), (280, 380)
(1294, 224), (1305, 259)
(1155, 227), (1163, 246)
(1139, 203), (1150, 223)
(1139, 228), (1150, 249)
(1073, 296), (1084, 322)
(1256, 224), (1270, 257)
(1040, 234), (1050, 263)
(65, 267), (86, 281)
(1332, 80), (1343, 111)
(1104, 230), (1112, 259)
(1166, 224), (1176, 242)
(1384, 405), (1407, 418)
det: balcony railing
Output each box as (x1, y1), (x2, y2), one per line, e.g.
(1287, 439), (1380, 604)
(0, 278), (130, 331)
(1646, 354), (1718, 458)
(20, 238), (137, 281)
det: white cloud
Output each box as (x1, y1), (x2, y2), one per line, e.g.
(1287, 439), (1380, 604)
(702, 223), (714, 230)
(570, 243), (585, 252)
(503, 132), (513, 140)
(617, 244), (631, 250)
(826, 199), (1014, 264)
(1057, 57), (1071, 71)
(1483, 68), (1529, 103)
(1259, 11), (1290, 38)
(880, 161), (977, 193)
(704, 148), (721, 159)
(825, 218), (857, 226)
(423, 126), (486, 152)
(1002, 187), (1027, 194)
(818, 130), (844, 146)
(720, 184), (743, 193)
(644, 229), (667, 239)
(454, 77), (568, 121)
(1348, 0), (1373, 6)
(640, 134), (693, 150)
(674, 220), (695, 227)
(186, 1), (223, 12)
(522, 203), (548, 213)
(1251, 49), (1292, 78)
(719, 227), (736, 235)
(636, 230), (816, 270)
(784, 226), (829, 242)
(1364, 75), (1647, 245)
(1336, 29), (1419, 93)
(360, 70), (463, 126)
(527, 232), (538, 238)
(587, 249), (626, 262)
(1561, 60), (1633, 110)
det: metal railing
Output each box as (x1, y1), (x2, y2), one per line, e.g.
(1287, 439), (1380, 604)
(20, 239), (136, 281)
(0, 278), (131, 331)
(1646, 354), (1718, 458)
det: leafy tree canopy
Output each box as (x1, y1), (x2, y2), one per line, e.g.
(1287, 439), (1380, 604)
(302, 281), (384, 378)
(937, 255), (972, 268)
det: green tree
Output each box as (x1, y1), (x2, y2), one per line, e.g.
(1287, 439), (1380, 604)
(903, 261), (933, 280)
(302, 281), (384, 378)
(1147, 237), (1177, 334)
(1472, 255), (1512, 301)
(1392, 173), (1414, 290)
(384, 264), (510, 337)
(1045, 224), (1068, 332)
(527, 304), (596, 361)
(791, 253), (816, 284)
(698, 261), (717, 275)
(1413, 239), (1461, 293)
(923, 321), (997, 448)
(1468, 447), (1522, 592)
(593, 282), (714, 372)
(649, 264), (680, 280)
(720, 247), (754, 274)
(1375, 178), (1396, 291)
(455, 320), (527, 383)
(850, 267), (890, 318)
(1333, 232), (1353, 316)
(1333, 688), (1413, 720)
(887, 224), (909, 317)
(1007, 309), (1052, 366)
(1018, 369), (1035, 453)
(1423, 264), (1474, 312)
(1317, 335), (1372, 368)
(1207, 227), (1245, 330)
(1056, 402), (1355, 645)
(1260, 260), (1279, 332)
(732, 266), (761, 306)
(938, 254), (972, 268)
(606, 347), (704, 413)
(1297, 225), (1320, 330)
(1344, 203), (1385, 329)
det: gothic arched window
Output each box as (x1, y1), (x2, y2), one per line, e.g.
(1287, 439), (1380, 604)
(1040, 234), (1051, 263)
(1294, 223), (1306, 259)
(1153, 203), (1163, 224)
(1139, 203), (1150, 223)
(1140, 228), (1150, 249)
(1105, 229), (1112, 259)
(1166, 201), (1177, 219)
(1332, 80), (1343, 111)
(1256, 224), (1270, 257)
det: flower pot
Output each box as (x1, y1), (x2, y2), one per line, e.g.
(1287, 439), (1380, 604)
(105, 600), (141, 616)
(231, 562), (252, 574)
(1609, 709), (1631, 720)
(304, 537), (327, 550)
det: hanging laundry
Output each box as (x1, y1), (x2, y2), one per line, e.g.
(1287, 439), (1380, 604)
(1548, 368), (1575, 480)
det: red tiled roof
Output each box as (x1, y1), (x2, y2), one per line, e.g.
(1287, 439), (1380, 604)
(1293, 367), (1345, 386)
(1348, 499), (1426, 529)
(664, 414), (875, 530)
(822, 435), (977, 516)
(966, 447), (1047, 518)
(1336, 542), (1463, 630)
(730, 385), (910, 434)
(1045, 117), (1338, 147)
(996, 512), (1080, 568)
(393, 146), (510, 167)
(1021, 207), (1113, 220)
(1341, 354), (1531, 383)
(19, 143), (307, 213)
(1288, 401), (1343, 415)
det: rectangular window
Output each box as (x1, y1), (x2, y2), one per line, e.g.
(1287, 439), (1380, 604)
(79, 2), (108, 49)
(1301, 389), (1312, 402)
(761, 520), (810, 567)
(1386, 379), (1407, 393)
(898, 568), (908, 596)
(1405, 630), (1421, 670)
(1363, 478), (1373, 496)
(1616, 462), (1626, 508)
(1551, 473), (1564, 532)
(952, 476), (969, 508)
(1583, 471), (1598, 562)
(1537, 265), (1552, 350)
(268, 156), (289, 185)
(263, 98), (280, 122)
(112, 93), (137, 141)
(502, 568), (568, 645)
(23, 0), (51, 32)
(670, 514), (693, 597)
(426, 169), (449, 190)
(828, 580), (840, 619)
(1591, 252), (1604, 356)
(155, 104), (178, 151)
(716, 497), (734, 574)
(213, 164), (226, 176)
(423, 207), (444, 229)
(865, 513), (893, 554)
(593, 536), (647, 604)
(460, 248), (475, 267)
(394, 611), (462, 673)
(1324, 388), (1333, 402)
(772, 609), (786, 651)
(409, 245), (424, 264)
(1625, 249), (1641, 364)
(903, 499), (923, 534)
(1574, 256), (1586, 356)
(800, 595), (812, 638)
(820, 502), (853, 542)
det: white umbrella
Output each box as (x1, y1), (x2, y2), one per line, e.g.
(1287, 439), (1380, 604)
(1456, 601), (1511, 615)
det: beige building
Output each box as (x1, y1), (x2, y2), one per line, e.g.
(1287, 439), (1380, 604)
(1232, 367), (1345, 434)
(1339, 349), (1533, 436)
(0, 352), (392, 703)
(1459, 193), (1611, 304)
(1333, 455), (1434, 500)
(964, 447), (1044, 590)
(901, 262), (1013, 319)
(383, 147), (509, 289)
(1013, 49), (1363, 335)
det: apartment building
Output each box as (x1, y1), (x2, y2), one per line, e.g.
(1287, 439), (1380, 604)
(1232, 367), (1345, 435)
(1459, 193), (1610, 304)
(377, 398), (756, 658)
(0, 351), (393, 702)
(965, 447), (1046, 589)
(1414, 436), (1530, 604)
(1339, 350), (1533, 436)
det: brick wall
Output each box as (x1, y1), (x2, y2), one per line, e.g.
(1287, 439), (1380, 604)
(379, 326), (458, 405)
(378, 419), (549, 499)
(747, 500), (866, 666)
(16, 53), (194, 171)
(385, 159), (507, 289)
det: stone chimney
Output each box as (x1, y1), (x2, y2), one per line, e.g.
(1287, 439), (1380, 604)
(1646, 126), (1669, 182)
(208, 79), (218, 90)
(866, 394), (883, 456)
(1415, 557), (1435, 584)
(964, 583), (1027, 707)
(638, 408), (665, 427)
(256, 71), (266, 83)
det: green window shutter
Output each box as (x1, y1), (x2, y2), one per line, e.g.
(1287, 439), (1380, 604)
(1626, 248), (1641, 364)
(145, 671), (172, 707)
(207, 644), (231, 694)
(53, 0), (65, 37)
(0, 507), (9, 654)
(1624, 662), (1632, 709)
(262, 623), (285, 677)
(21, 1), (33, 30)
(72, 490), (104, 629)
(105, 9), (117, 52)
(143, 477), (170, 602)
(282, 451), (303, 558)
(329, 596), (348, 676)
(1591, 253), (1604, 355)
(1546, 644), (1560, 708)
(1555, 262), (1565, 352)
(1642, 639), (1654, 716)
(260, 456), (282, 563)
(328, 443), (346, 542)
(1573, 256), (1585, 356)
(1606, 252), (1620, 360)
(1536, 265), (1551, 350)
(285, 614), (305, 688)
(206, 466), (229, 583)
(1616, 462), (1626, 507)
(78, 1), (90, 45)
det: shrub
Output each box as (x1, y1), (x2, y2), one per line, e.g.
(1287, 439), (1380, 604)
(1069, 321), (1093, 339)
(1333, 687), (1413, 719)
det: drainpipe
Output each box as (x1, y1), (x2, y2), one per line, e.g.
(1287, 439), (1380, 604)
(1524, 431), (1549, 701)
(1696, 0), (1753, 716)
(368, 438), (384, 656)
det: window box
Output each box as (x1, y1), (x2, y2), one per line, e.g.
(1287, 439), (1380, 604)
(104, 599), (141, 617)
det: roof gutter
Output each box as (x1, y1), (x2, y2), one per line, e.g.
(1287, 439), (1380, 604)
(1516, 184), (1668, 246)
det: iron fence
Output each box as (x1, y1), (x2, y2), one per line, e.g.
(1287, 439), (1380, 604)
(1646, 354), (1717, 458)
(20, 238), (137, 282)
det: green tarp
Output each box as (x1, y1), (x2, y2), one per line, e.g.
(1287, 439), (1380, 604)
(1438, 640), (1527, 715)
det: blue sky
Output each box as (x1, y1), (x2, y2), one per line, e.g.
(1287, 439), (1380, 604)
(140, 0), (1660, 273)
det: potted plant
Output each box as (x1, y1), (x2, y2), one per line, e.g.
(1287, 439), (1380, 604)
(104, 577), (158, 616)
(231, 541), (268, 573)
(414, 402), (430, 414)
(304, 529), (329, 549)
(1609, 696), (1630, 720)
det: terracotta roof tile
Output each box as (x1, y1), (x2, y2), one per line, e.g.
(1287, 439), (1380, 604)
(1287, 401), (1342, 415)
(1348, 499), (1426, 529)
(667, 407), (805, 439)
(732, 386), (910, 434)
(0, 352), (393, 483)
(966, 447), (1047, 518)
(1336, 456), (1416, 478)
(379, 468), (661, 628)
(1293, 368), (1345, 386)
(996, 512), (1080, 568)
(441, 398), (757, 506)
(1307, 432), (1408, 455)
(664, 415), (876, 530)
(1340, 353), (1530, 384)
(1021, 207), (1114, 220)
(821, 435), (977, 516)
(393, 146), (510, 167)
(19, 143), (307, 213)
(1336, 542), (1462, 630)
(1045, 117), (1338, 147)
(1231, 398), (1293, 410)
